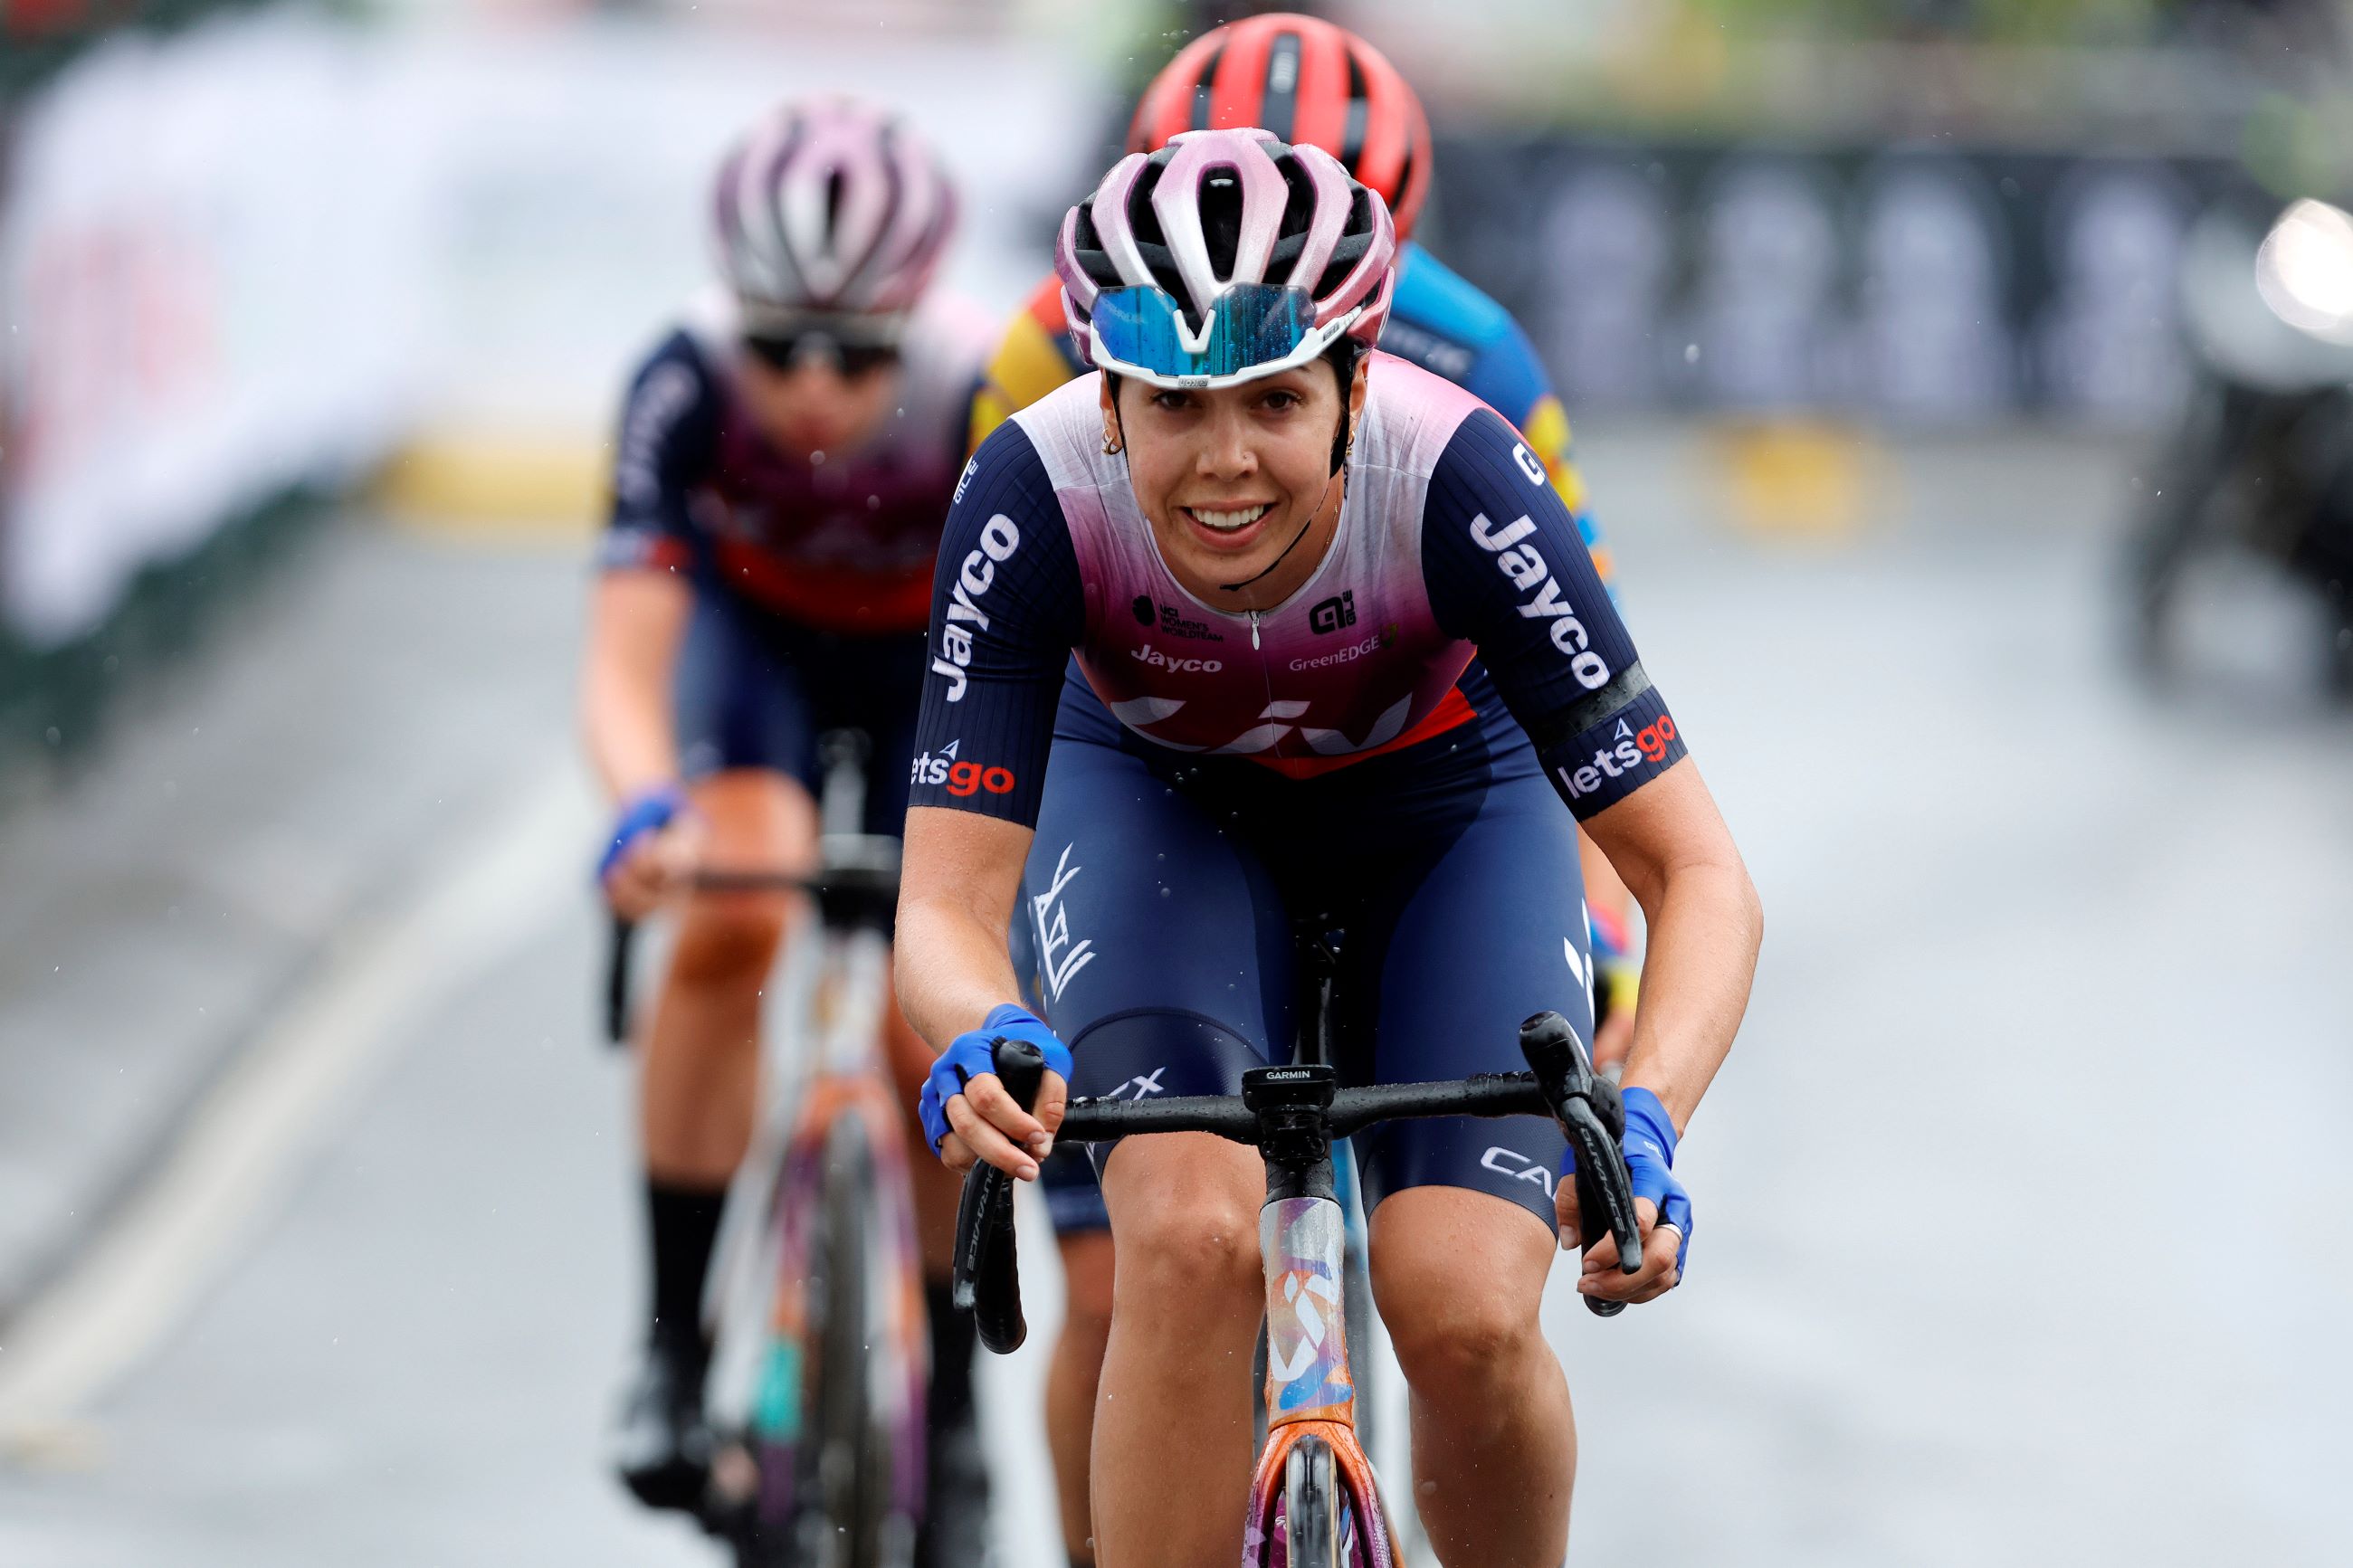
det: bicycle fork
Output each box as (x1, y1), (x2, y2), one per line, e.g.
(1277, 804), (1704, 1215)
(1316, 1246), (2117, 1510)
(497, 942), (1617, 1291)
(1246, 1193), (1398, 1568)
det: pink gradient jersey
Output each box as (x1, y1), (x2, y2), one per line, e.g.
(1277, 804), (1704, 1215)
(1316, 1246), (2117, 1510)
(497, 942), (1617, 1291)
(910, 352), (1683, 828)
(1018, 354), (1483, 774)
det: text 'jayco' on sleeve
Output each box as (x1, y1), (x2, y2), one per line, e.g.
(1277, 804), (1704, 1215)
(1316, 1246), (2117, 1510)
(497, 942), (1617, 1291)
(907, 420), (1083, 829)
(1422, 406), (1688, 819)
(596, 331), (719, 577)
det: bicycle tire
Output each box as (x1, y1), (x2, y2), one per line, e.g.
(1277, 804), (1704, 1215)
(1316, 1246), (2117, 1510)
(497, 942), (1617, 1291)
(802, 1113), (888, 1568)
(1279, 1434), (1343, 1568)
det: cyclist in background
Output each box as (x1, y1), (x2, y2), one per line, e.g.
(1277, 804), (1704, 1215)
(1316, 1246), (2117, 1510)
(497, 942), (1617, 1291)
(579, 97), (993, 1561)
(906, 128), (1762, 1566)
(963, 17), (1638, 1560)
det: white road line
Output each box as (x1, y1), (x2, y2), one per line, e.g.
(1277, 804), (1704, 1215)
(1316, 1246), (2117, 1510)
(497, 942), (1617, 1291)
(0, 764), (592, 1446)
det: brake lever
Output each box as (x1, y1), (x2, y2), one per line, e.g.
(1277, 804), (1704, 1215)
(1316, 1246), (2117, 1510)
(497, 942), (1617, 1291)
(950, 1037), (1046, 1354)
(1562, 1097), (1642, 1317)
(604, 918), (636, 1047)
(1518, 1012), (1643, 1318)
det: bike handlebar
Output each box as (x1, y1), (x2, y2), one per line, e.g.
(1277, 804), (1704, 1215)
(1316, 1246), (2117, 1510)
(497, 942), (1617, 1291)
(951, 1011), (1644, 1354)
(603, 852), (900, 1045)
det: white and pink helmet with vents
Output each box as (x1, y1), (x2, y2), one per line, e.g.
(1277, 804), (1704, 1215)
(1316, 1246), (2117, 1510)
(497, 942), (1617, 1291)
(1054, 128), (1397, 389)
(710, 98), (957, 332)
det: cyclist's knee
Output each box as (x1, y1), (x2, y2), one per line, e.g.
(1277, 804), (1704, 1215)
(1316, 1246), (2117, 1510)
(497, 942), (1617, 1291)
(669, 896), (792, 986)
(1371, 1189), (1551, 1392)
(1101, 1140), (1261, 1325)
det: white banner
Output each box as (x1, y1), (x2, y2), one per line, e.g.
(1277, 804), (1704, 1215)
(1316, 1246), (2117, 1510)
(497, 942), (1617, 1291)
(0, 13), (421, 646)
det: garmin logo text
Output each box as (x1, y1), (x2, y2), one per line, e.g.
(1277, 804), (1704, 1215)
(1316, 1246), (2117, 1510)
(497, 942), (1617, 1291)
(1130, 644), (1222, 674)
(1469, 513), (1609, 689)
(932, 513), (1020, 702)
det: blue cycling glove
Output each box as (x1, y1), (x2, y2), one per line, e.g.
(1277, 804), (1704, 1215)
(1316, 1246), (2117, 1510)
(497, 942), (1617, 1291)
(596, 784), (685, 887)
(919, 1004), (1074, 1158)
(1562, 1085), (1692, 1276)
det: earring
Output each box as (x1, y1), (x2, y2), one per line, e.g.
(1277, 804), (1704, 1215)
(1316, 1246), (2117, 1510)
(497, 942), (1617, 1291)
(1102, 432), (1124, 456)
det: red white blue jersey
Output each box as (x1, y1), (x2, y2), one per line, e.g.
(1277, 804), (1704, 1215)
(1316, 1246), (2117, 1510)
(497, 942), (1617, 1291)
(910, 353), (1685, 823)
(599, 293), (991, 633)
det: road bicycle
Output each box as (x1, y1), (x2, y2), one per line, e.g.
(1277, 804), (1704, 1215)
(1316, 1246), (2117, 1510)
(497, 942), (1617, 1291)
(607, 732), (926, 1568)
(954, 1000), (1641, 1566)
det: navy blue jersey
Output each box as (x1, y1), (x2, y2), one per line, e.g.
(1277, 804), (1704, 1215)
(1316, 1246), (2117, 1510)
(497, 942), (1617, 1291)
(600, 298), (989, 632)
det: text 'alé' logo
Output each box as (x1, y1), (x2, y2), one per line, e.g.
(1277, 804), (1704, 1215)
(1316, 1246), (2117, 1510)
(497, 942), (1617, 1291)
(1309, 590), (1358, 635)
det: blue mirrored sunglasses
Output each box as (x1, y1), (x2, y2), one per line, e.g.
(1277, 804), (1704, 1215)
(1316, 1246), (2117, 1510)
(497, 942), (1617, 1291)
(1089, 283), (1320, 382)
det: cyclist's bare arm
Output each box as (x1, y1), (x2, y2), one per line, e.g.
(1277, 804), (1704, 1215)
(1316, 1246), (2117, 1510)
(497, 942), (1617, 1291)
(1581, 758), (1762, 1135)
(582, 570), (700, 917)
(895, 804), (1065, 1173)
(1577, 828), (1638, 1054)
(581, 569), (692, 800)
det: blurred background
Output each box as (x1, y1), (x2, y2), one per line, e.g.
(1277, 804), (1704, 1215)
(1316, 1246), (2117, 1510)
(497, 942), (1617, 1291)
(1, 0), (2348, 1563)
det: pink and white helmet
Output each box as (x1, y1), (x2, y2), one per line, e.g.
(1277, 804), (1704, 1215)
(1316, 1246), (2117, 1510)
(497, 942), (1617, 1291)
(710, 98), (957, 330)
(1055, 128), (1396, 388)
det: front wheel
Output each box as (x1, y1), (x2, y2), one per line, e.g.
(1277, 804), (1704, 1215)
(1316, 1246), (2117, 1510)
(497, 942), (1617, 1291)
(808, 1113), (903, 1568)
(1281, 1435), (1343, 1568)
(1263, 1431), (1395, 1568)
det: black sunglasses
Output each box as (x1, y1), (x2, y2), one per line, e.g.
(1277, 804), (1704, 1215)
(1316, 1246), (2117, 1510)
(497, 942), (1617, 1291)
(743, 326), (902, 379)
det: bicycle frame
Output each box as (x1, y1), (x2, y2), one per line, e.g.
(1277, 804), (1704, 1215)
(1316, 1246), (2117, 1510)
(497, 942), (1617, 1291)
(733, 912), (927, 1535)
(956, 1015), (1643, 1568)
(1249, 1188), (1399, 1567)
(605, 732), (926, 1564)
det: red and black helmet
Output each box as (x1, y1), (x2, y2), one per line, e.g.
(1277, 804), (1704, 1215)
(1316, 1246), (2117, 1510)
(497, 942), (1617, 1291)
(1126, 12), (1434, 241)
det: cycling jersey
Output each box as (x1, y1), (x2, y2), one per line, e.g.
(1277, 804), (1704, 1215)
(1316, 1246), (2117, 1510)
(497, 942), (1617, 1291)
(966, 242), (1614, 585)
(909, 353), (1682, 828)
(925, 355), (1682, 1227)
(602, 292), (991, 633)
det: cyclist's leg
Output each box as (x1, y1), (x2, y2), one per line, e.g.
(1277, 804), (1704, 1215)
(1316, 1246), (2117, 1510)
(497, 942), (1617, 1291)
(643, 592), (817, 1265)
(1345, 753), (1586, 1566)
(621, 593), (816, 1506)
(1024, 722), (1291, 1568)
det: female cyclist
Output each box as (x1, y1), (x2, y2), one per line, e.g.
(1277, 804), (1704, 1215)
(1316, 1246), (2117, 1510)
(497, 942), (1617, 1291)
(579, 96), (992, 1558)
(970, 22), (1641, 1557)
(902, 129), (1762, 1566)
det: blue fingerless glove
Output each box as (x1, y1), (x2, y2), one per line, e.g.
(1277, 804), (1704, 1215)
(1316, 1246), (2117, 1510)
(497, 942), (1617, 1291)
(1619, 1087), (1691, 1275)
(919, 1004), (1074, 1158)
(1563, 1085), (1692, 1276)
(596, 784), (684, 886)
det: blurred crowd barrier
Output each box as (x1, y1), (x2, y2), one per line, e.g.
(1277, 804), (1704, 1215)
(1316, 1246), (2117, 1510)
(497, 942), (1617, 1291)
(1429, 138), (2259, 430)
(0, 14), (417, 651)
